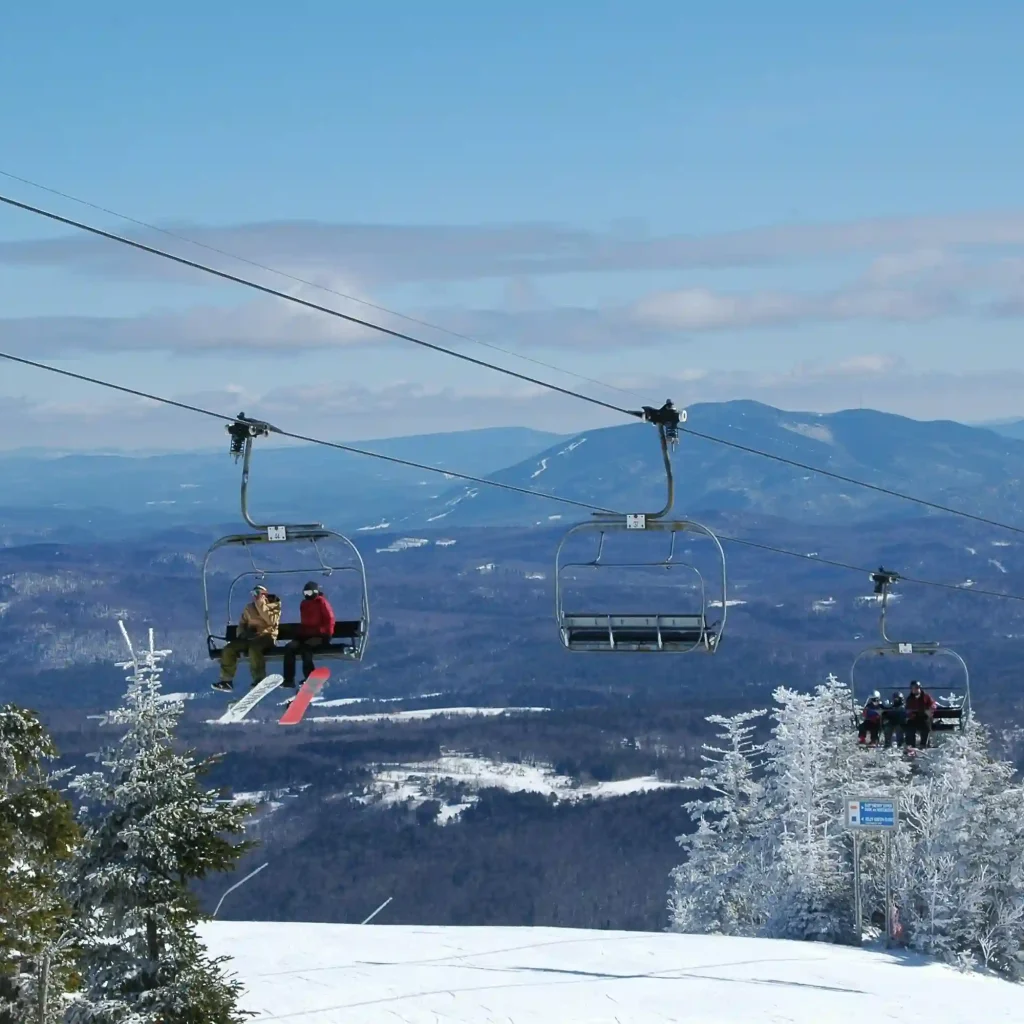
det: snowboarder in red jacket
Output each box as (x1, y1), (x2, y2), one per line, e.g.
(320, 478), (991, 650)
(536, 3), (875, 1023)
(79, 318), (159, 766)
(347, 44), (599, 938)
(904, 680), (937, 748)
(282, 581), (336, 687)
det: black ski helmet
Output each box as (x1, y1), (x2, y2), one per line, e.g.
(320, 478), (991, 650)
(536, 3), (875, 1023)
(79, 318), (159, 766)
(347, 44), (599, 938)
(303, 580), (320, 596)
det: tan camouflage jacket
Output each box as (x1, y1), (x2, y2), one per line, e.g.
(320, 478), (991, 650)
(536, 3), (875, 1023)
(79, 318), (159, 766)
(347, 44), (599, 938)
(238, 592), (282, 640)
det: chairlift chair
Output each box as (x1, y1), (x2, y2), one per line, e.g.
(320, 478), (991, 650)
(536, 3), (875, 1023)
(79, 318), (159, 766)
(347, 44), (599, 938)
(554, 401), (728, 653)
(850, 567), (971, 734)
(201, 413), (370, 663)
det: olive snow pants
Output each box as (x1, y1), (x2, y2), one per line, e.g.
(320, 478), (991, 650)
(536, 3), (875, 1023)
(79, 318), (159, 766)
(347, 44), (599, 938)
(218, 636), (276, 684)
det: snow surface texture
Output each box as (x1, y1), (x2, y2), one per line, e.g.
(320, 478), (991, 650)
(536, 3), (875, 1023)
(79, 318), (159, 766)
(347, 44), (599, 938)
(200, 923), (1024, 1023)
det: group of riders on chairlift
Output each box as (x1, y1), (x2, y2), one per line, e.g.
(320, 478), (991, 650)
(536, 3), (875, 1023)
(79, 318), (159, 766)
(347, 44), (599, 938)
(857, 680), (939, 750)
(213, 580), (336, 692)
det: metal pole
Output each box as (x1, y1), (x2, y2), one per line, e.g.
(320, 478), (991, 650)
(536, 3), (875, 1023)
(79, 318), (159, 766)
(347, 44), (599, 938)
(361, 896), (393, 925)
(884, 832), (892, 949)
(853, 833), (862, 943)
(213, 862), (268, 918)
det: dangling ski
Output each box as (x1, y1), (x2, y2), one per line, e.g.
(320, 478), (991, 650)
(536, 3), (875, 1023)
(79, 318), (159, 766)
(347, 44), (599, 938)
(279, 667), (331, 726)
(217, 674), (285, 724)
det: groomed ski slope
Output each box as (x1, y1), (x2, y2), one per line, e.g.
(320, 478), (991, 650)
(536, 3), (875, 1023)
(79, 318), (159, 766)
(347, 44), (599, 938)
(200, 922), (1024, 1023)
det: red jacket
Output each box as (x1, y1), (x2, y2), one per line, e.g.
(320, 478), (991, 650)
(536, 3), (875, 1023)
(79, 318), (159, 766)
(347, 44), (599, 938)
(299, 594), (335, 638)
(906, 689), (937, 715)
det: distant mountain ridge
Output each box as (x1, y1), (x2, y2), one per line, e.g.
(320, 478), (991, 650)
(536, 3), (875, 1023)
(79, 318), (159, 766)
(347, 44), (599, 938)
(982, 418), (1024, 441)
(0, 426), (567, 536)
(5, 402), (1024, 539)
(403, 400), (1024, 528)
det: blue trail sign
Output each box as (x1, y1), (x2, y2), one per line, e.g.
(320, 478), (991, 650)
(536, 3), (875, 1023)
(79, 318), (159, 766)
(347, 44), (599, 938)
(846, 797), (898, 831)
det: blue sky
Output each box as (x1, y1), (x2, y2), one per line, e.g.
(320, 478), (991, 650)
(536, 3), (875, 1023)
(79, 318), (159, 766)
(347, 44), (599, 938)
(1, 1), (1023, 449)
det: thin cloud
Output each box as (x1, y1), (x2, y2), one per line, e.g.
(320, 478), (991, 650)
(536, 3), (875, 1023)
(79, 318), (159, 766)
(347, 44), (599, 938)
(0, 299), (675, 358)
(4, 211), (1024, 286)
(0, 275), (1015, 359)
(632, 281), (962, 332)
(3, 240), (1024, 359)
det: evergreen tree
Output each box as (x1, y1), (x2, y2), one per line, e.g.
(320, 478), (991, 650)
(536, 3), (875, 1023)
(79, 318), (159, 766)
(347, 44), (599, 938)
(668, 710), (771, 935)
(0, 703), (79, 1024)
(898, 721), (1024, 976)
(66, 624), (257, 1024)
(761, 675), (858, 944)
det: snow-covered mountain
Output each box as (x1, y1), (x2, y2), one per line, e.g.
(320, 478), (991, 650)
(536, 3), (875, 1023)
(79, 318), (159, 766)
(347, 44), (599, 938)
(200, 922), (1024, 1022)
(407, 400), (1024, 528)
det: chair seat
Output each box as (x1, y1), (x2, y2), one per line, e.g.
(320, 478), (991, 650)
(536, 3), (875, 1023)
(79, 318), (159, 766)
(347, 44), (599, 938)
(560, 613), (715, 652)
(208, 620), (363, 660)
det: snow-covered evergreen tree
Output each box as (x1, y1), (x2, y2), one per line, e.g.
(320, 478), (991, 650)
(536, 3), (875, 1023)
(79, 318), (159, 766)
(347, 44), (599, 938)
(668, 673), (1024, 978)
(668, 710), (771, 935)
(898, 721), (1024, 977)
(0, 704), (79, 1024)
(761, 675), (858, 944)
(66, 624), (256, 1024)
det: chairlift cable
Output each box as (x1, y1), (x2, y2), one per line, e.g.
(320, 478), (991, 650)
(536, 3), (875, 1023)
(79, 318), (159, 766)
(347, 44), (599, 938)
(0, 192), (643, 421)
(3, 348), (1022, 607)
(0, 169), (644, 403)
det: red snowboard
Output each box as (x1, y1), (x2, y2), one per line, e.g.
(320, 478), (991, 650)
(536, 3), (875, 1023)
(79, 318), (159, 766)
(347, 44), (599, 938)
(279, 667), (331, 725)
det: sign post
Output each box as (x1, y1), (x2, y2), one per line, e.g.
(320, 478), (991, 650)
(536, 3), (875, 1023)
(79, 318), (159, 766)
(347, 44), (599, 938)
(845, 796), (899, 945)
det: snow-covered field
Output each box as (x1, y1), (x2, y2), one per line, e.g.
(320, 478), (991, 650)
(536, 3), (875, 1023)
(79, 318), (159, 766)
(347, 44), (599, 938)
(205, 701), (548, 727)
(358, 753), (685, 822)
(307, 706), (549, 725)
(200, 922), (1024, 1023)
(222, 754), (683, 826)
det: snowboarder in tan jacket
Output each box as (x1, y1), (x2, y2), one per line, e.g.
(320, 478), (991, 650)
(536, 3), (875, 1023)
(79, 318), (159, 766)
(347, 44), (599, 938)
(214, 584), (282, 691)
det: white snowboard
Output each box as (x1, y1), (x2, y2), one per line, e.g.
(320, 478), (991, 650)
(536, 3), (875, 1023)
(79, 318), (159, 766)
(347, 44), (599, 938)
(217, 673), (285, 723)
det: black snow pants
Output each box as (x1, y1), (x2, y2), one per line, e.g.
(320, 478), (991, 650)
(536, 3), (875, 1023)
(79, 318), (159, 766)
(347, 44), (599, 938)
(905, 712), (931, 748)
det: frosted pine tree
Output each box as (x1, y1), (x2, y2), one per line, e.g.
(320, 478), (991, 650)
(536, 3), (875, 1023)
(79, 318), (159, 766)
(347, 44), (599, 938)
(0, 704), (79, 1024)
(66, 624), (256, 1024)
(898, 721), (1024, 976)
(760, 674), (859, 943)
(668, 710), (772, 935)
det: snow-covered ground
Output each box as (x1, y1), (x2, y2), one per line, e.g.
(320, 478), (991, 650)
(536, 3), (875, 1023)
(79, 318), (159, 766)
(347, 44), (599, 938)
(308, 706), (549, 725)
(357, 753), (686, 822)
(205, 702), (548, 727)
(200, 922), (1024, 1023)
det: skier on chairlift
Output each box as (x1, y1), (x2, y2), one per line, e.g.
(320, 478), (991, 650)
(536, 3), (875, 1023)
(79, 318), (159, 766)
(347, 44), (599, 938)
(904, 679), (937, 748)
(881, 691), (907, 748)
(857, 690), (884, 745)
(282, 581), (336, 688)
(213, 584), (282, 692)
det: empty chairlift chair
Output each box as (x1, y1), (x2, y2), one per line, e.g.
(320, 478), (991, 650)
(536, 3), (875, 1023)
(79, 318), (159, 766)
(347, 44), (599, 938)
(202, 413), (370, 664)
(554, 400), (727, 653)
(850, 567), (970, 734)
